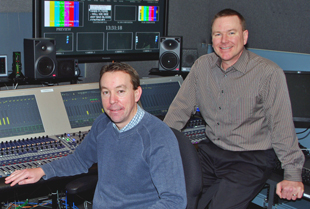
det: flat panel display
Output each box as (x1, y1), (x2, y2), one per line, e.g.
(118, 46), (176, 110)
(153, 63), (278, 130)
(61, 89), (103, 128)
(284, 71), (310, 127)
(33, 0), (168, 63)
(0, 95), (44, 138)
(139, 76), (182, 118)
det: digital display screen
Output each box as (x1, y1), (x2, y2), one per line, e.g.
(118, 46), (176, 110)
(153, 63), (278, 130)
(61, 89), (103, 128)
(285, 71), (310, 125)
(140, 81), (180, 117)
(0, 95), (44, 138)
(34, 0), (167, 63)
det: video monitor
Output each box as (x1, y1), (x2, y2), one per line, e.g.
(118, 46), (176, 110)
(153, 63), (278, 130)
(284, 71), (310, 128)
(33, 0), (168, 63)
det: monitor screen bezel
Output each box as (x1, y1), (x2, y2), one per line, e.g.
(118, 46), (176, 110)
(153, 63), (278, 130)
(32, 0), (169, 63)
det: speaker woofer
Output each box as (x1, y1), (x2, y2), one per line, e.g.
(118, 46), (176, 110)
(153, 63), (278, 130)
(36, 57), (55, 76)
(160, 52), (179, 70)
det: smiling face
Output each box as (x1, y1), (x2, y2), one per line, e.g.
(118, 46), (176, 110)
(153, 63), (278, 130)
(100, 71), (142, 130)
(212, 15), (248, 70)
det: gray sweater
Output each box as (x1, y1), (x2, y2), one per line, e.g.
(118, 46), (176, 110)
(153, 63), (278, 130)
(42, 111), (187, 209)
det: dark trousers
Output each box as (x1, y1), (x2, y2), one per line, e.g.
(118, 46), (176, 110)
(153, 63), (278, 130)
(197, 139), (277, 209)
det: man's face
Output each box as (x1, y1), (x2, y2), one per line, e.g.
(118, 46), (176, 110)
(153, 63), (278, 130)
(212, 15), (248, 69)
(100, 71), (142, 130)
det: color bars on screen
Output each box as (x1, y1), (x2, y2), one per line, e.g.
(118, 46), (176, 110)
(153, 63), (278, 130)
(44, 1), (81, 27)
(138, 6), (159, 21)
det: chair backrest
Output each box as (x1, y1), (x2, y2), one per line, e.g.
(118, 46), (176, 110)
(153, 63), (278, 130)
(171, 128), (203, 209)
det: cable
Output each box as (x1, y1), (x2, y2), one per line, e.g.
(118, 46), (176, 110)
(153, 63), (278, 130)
(16, 199), (28, 209)
(296, 127), (310, 134)
(298, 130), (310, 140)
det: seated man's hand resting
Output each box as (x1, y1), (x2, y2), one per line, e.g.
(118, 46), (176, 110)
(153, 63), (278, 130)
(5, 168), (45, 186)
(276, 180), (304, 201)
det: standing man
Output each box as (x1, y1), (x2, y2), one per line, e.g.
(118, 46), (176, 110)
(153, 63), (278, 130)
(164, 8), (304, 209)
(6, 63), (187, 209)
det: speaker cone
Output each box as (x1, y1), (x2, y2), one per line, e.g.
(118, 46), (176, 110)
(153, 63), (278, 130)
(160, 52), (179, 70)
(36, 57), (55, 76)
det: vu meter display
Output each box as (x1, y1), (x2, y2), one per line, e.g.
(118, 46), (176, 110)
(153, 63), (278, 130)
(140, 82), (180, 117)
(0, 95), (44, 138)
(61, 89), (103, 128)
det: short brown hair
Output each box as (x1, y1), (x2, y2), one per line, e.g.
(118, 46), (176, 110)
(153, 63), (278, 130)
(99, 62), (140, 90)
(212, 9), (246, 31)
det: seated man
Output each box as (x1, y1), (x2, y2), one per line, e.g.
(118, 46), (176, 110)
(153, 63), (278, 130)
(6, 62), (187, 209)
(164, 8), (304, 209)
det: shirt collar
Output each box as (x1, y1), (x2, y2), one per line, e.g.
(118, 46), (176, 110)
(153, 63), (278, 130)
(214, 47), (249, 74)
(112, 104), (145, 133)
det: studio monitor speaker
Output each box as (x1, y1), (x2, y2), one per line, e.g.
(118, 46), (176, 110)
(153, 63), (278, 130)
(159, 37), (182, 71)
(24, 38), (57, 79)
(57, 58), (78, 78)
(181, 49), (198, 72)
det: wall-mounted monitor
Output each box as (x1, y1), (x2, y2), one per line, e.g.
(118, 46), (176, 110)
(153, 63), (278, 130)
(33, 0), (168, 63)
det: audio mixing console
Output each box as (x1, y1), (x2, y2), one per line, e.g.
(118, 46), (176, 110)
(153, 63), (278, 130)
(0, 131), (89, 178)
(0, 124), (204, 179)
(182, 116), (207, 144)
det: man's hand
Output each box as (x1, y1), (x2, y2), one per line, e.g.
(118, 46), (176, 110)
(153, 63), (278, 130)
(5, 168), (45, 187)
(276, 180), (304, 200)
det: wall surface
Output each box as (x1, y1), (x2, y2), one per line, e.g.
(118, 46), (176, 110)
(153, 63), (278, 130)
(168, 0), (310, 54)
(0, 0), (310, 83)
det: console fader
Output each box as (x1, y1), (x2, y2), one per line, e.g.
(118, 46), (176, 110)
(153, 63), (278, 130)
(0, 131), (89, 178)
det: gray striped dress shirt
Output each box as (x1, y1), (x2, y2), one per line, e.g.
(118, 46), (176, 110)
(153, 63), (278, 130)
(164, 48), (304, 182)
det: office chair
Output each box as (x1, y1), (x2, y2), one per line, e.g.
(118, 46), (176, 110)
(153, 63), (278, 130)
(171, 128), (203, 209)
(66, 128), (203, 209)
